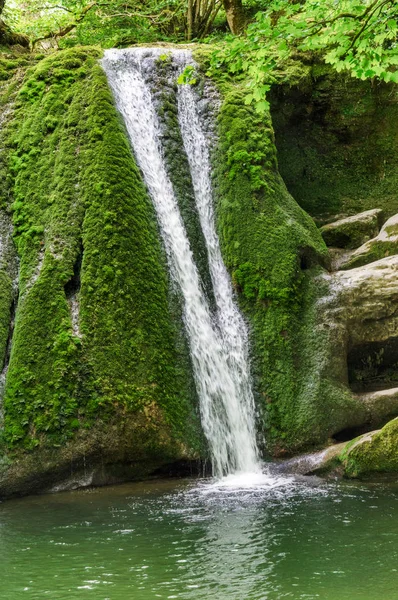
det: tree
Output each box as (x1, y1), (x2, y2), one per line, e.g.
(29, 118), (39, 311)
(10, 0), (249, 47)
(222, 0), (246, 35)
(10, 0), (221, 46)
(187, 0), (222, 40)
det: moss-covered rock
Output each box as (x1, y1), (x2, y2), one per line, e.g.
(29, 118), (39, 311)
(2, 44), (398, 491)
(193, 50), (393, 455)
(339, 418), (398, 477)
(206, 74), (357, 454)
(0, 407), (193, 498)
(320, 209), (383, 249)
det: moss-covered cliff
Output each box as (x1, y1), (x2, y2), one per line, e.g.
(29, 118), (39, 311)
(0, 47), (202, 496)
(204, 71), (370, 455)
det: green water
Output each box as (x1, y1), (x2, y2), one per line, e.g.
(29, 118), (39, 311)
(1, 474), (398, 599)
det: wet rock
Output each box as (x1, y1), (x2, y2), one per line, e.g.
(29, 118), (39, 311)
(272, 443), (346, 476)
(320, 209), (383, 249)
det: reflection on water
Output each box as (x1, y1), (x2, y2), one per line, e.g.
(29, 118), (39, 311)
(0, 474), (398, 599)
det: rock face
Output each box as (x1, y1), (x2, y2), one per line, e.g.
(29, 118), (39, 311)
(271, 71), (398, 219)
(312, 215), (398, 477)
(320, 209), (383, 249)
(337, 255), (398, 347)
(297, 256), (398, 447)
(0, 48), (204, 498)
(322, 256), (398, 401)
(0, 412), (196, 498)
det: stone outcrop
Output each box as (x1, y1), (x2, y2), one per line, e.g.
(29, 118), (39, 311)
(340, 213), (398, 270)
(320, 209), (383, 249)
(337, 255), (398, 348)
(310, 210), (398, 477)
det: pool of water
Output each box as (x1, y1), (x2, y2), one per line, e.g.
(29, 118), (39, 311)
(1, 472), (398, 599)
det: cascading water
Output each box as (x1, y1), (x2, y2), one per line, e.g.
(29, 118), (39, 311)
(102, 48), (261, 478)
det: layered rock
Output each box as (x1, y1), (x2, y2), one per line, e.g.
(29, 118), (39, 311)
(340, 213), (398, 270)
(316, 211), (398, 478)
(320, 209), (383, 249)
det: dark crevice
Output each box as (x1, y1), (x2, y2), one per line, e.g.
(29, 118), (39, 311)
(333, 424), (374, 443)
(332, 413), (396, 443)
(348, 337), (398, 393)
(151, 458), (211, 478)
(298, 246), (325, 270)
(300, 255), (309, 270)
(64, 248), (82, 299)
(1, 295), (17, 373)
(322, 232), (351, 249)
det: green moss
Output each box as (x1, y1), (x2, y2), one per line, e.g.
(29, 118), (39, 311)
(340, 418), (398, 477)
(341, 241), (398, 270)
(2, 48), (201, 456)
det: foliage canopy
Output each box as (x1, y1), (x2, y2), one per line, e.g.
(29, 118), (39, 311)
(2, 1), (398, 112)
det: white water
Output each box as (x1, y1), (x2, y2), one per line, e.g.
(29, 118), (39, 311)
(102, 48), (260, 478)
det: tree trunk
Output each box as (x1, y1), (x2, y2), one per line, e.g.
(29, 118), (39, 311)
(0, 0), (29, 49)
(187, 0), (194, 40)
(222, 0), (246, 34)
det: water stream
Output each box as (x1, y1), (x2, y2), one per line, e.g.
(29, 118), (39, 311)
(102, 48), (259, 477)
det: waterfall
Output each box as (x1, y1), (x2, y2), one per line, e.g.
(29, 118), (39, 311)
(102, 48), (260, 477)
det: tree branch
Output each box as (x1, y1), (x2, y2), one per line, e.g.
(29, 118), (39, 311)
(346, 0), (394, 52)
(35, 4), (74, 12)
(31, 2), (97, 48)
(307, 0), (384, 27)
